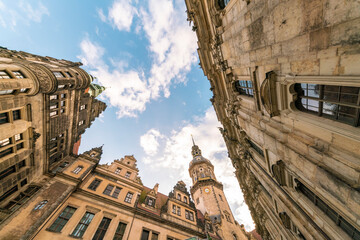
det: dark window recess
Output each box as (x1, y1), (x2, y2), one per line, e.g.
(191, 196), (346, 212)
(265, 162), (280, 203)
(0, 185), (18, 202)
(248, 139), (264, 157)
(0, 165), (16, 180)
(235, 80), (254, 97)
(0, 112), (9, 124)
(13, 110), (21, 121)
(20, 179), (27, 187)
(294, 84), (360, 127)
(113, 222), (127, 240)
(16, 142), (24, 150)
(92, 217), (111, 240)
(18, 160), (26, 169)
(218, 0), (230, 9)
(71, 212), (95, 238)
(48, 206), (77, 232)
(0, 147), (13, 158)
(296, 180), (360, 239)
(141, 229), (150, 240)
(151, 232), (159, 240)
(103, 184), (114, 196)
(88, 179), (102, 191)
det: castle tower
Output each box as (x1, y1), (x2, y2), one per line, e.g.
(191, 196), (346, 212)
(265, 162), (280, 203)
(189, 139), (247, 240)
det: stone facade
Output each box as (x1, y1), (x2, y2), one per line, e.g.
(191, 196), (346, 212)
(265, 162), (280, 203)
(184, 0), (360, 239)
(0, 48), (106, 236)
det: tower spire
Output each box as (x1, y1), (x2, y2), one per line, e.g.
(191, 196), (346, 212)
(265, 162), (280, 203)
(191, 134), (196, 146)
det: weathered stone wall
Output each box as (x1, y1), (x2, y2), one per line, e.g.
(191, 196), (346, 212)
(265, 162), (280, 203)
(185, 0), (360, 239)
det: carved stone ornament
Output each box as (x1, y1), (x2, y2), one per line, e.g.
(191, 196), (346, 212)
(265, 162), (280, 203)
(26, 63), (57, 93)
(279, 212), (292, 229)
(272, 160), (287, 186)
(260, 71), (279, 117)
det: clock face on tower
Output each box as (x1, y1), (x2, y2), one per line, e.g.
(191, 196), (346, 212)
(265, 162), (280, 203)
(204, 187), (210, 194)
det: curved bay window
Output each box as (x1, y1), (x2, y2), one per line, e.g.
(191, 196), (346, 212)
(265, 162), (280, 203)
(295, 83), (360, 127)
(235, 80), (254, 97)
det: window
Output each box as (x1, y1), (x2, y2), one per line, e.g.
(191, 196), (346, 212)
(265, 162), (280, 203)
(196, 198), (199, 204)
(50, 95), (58, 100)
(248, 139), (264, 157)
(0, 165), (16, 180)
(0, 137), (11, 147)
(177, 206), (181, 216)
(80, 105), (86, 110)
(103, 184), (114, 195)
(219, 194), (223, 201)
(185, 210), (189, 219)
(112, 187), (122, 198)
(151, 232), (159, 240)
(0, 89), (13, 95)
(48, 206), (77, 232)
(189, 211), (194, 221)
(20, 178), (27, 186)
(78, 120), (85, 126)
(53, 72), (64, 78)
(177, 193), (181, 200)
(0, 112), (9, 124)
(16, 142), (24, 150)
(13, 110), (21, 121)
(233, 234), (238, 240)
(61, 93), (66, 98)
(50, 103), (58, 109)
(0, 185), (18, 202)
(294, 83), (360, 127)
(235, 80), (254, 97)
(4, 185), (40, 212)
(172, 205), (176, 214)
(71, 212), (95, 238)
(218, 0), (231, 9)
(146, 197), (155, 207)
(58, 85), (65, 89)
(113, 222), (127, 240)
(141, 229), (150, 240)
(0, 70), (10, 79)
(88, 179), (102, 191)
(50, 111), (58, 117)
(61, 101), (66, 107)
(125, 171), (131, 179)
(0, 147), (13, 158)
(72, 166), (83, 174)
(124, 192), (133, 203)
(34, 200), (48, 210)
(183, 196), (188, 203)
(115, 168), (121, 175)
(296, 180), (360, 239)
(19, 88), (27, 93)
(18, 160), (26, 169)
(14, 133), (22, 141)
(92, 217), (112, 240)
(64, 72), (72, 78)
(12, 71), (24, 78)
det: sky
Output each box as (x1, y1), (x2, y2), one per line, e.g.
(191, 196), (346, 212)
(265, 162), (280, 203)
(0, 0), (255, 231)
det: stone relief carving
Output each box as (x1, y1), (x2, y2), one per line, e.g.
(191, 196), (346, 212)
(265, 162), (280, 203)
(26, 63), (57, 93)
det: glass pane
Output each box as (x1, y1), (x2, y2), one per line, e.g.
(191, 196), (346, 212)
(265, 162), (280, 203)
(341, 86), (359, 94)
(340, 93), (358, 104)
(323, 91), (338, 101)
(308, 89), (320, 98)
(338, 105), (356, 116)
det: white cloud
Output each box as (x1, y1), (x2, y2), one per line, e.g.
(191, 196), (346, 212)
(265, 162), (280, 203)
(19, 0), (49, 23)
(139, 108), (255, 231)
(79, 0), (197, 118)
(140, 129), (165, 156)
(0, 0), (49, 29)
(99, 0), (137, 31)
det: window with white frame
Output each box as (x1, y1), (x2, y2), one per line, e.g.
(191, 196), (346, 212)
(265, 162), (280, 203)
(72, 166), (83, 174)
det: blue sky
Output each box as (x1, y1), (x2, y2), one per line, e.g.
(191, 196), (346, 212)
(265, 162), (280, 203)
(0, 0), (254, 230)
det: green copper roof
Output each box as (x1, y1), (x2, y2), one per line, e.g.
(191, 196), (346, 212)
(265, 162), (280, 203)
(88, 83), (106, 97)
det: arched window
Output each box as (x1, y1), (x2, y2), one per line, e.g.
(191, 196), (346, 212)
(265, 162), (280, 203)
(294, 83), (360, 127)
(34, 200), (48, 210)
(177, 194), (181, 200)
(233, 234), (237, 240)
(184, 196), (188, 203)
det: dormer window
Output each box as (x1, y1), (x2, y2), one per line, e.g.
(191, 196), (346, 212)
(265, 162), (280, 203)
(184, 196), (188, 203)
(177, 193), (181, 200)
(115, 168), (121, 175)
(145, 196), (156, 207)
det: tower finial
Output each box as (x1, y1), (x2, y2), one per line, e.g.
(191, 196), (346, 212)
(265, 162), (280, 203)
(191, 134), (196, 146)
